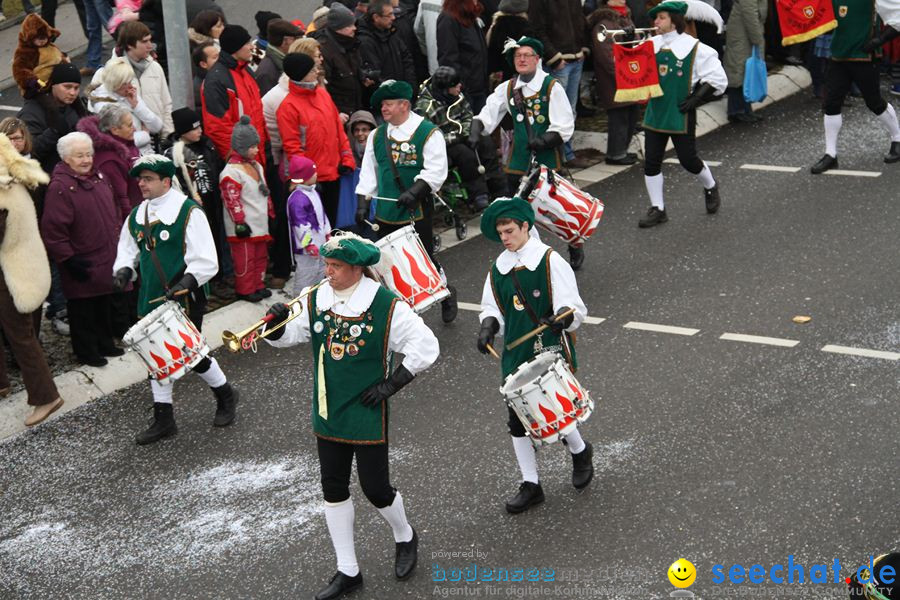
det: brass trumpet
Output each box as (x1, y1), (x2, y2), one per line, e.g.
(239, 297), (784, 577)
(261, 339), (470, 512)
(222, 279), (327, 353)
(596, 25), (658, 44)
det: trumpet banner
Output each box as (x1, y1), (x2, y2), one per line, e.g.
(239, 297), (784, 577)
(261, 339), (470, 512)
(777, 0), (838, 45)
(613, 41), (663, 103)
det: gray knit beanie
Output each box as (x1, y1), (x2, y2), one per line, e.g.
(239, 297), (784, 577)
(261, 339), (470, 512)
(327, 3), (356, 30)
(231, 115), (260, 157)
(499, 0), (529, 13)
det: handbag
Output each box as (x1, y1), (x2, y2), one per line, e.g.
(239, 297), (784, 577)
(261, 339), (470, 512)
(743, 45), (768, 103)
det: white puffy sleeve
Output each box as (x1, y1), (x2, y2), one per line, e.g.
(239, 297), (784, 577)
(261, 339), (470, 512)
(415, 127), (448, 192)
(264, 299), (311, 347)
(355, 130), (378, 198)
(388, 300), (440, 375)
(474, 80), (511, 135)
(692, 42), (728, 94)
(478, 272), (505, 333)
(183, 206), (219, 286)
(548, 251), (587, 331)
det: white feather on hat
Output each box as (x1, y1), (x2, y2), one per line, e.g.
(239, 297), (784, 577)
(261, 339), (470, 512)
(684, 0), (725, 33)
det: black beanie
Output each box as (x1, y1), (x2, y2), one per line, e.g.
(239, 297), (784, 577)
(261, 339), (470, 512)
(220, 24), (252, 55)
(283, 53), (316, 82)
(50, 62), (82, 85)
(254, 10), (282, 39)
(172, 107), (202, 138)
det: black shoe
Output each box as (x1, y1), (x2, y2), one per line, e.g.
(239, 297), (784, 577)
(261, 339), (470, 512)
(571, 442), (595, 489)
(638, 206), (668, 228)
(100, 346), (125, 358)
(394, 528), (418, 580)
(704, 183), (721, 214)
(604, 154), (638, 165)
(727, 113), (757, 124)
(441, 285), (458, 324)
(505, 481), (545, 514)
(80, 355), (108, 367)
(315, 571), (363, 600)
(810, 154), (837, 174)
(212, 383), (239, 427)
(136, 402), (177, 445)
(237, 291), (264, 302)
(567, 244), (584, 271)
(256, 288), (273, 299)
(472, 193), (490, 211)
(884, 141), (900, 163)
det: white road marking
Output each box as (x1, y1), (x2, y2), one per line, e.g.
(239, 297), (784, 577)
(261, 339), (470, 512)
(458, 301), (606, 325)
(740, 164), (801, 173)
(822, 169), (881, 178)
(0, 104), (22, 112)
(821, 345), (900, 360)
(583, 316), (606, 325)
(623, 321), (699, 336)
(720, 333), (800, 347)
(665, 158), (722, 166)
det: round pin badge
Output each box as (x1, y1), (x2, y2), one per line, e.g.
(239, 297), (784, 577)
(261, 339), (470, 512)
(350, 325), (362, 337)
(532, 290), (541, 297)
(313, 321), (324, 333)
(536, 115), (546, 124)
(400, 142), (410, 152)
(159, 230), (170, 241)
(517, 114), (525, 122)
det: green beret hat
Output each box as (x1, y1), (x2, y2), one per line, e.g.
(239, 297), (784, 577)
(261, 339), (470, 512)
(503, 36), (545, 68)
(647, 1), (688, 19)
(370, 79), (413, 110)
(479, 196), (535, 242)
(321, 233), (381, 266)
(129, 153), (176, 179)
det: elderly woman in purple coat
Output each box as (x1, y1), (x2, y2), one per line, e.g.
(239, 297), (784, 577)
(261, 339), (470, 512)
(285, 155), (331, 295)
(41, 132), (123, 367)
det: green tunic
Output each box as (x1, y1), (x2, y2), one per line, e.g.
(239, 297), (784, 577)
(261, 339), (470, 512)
(489, 249), (577, 379)
(307, 284), (399, 444)
(127, 199), (202, 317)
(506, 75), (563, 174)
(830, 0), (877, 60)
(643, 45), (698, 134)
(373, 119), (439, 224)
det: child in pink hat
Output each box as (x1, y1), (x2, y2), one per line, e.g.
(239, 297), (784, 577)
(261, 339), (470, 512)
(286, 155), (331, 294)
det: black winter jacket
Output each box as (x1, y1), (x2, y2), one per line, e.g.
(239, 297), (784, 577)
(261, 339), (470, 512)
(313, 28), (365, 116)
(357, 17), (417, 90)
(486, 12), (536, 80)
(18, 94), (89, 176)
(528, 0), (590, 67)
(436, 12), (490, 100)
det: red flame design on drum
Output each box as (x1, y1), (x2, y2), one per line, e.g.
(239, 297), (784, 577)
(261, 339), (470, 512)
(178, 330), (195, 349)
(147, 338), (191, 380)
(390, 247), (442, 307)
(531, 167), (604, 246)
(528, 392), (577, 439)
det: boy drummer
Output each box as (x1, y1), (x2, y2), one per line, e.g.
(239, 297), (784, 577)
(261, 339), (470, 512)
(477, 197), (594, 514)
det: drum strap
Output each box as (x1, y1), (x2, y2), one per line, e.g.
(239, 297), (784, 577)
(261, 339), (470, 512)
(380, 127), (408, 194)
(143, 208), (172, 293)
(508, 268), (542, 327)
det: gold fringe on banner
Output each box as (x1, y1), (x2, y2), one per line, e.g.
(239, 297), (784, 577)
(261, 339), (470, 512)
(782, 19), (837, 45)
(615, 84), (664, 103)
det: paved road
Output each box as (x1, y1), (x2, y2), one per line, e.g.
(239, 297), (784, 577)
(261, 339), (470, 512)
(1, 87), (898, 599)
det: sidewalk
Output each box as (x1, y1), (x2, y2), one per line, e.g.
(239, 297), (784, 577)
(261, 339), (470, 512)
(0, 66), (814, 442)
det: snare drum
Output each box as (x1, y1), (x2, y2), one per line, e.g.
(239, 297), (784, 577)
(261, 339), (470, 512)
(528, 166), (604, 247)
(123, 301), (210, 384)
(500, 352), (594, 445)
(371, 225), (450, 313)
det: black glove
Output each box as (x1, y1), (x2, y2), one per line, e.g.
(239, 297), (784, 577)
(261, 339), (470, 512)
(359, 365), (415, 407)
(397, 179), (431, 212)
(234, 223), (251, 238)
(678, 82), (715, 113)
(467, 118), (485, 149)
(263, 302), (290, 340)
(527, 131), (564, 153)
(165, 273), (198, 300)
(621, 25), (637, 42)
(63, 255), (91, 282)
(112, 266), (133, 292)
(477, 317), (500, 355)
(355, 195), (371, 226)
(863, 26), (900, 52)
(338, 164), (353, 175)
(540, 306), (574, 336)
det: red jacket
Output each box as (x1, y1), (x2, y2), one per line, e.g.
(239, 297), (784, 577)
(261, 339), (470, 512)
(276, 82), (355, 183)
(201, 52), (269, 167)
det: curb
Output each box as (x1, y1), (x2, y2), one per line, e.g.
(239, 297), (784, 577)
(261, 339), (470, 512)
(0, 65), (814, 443)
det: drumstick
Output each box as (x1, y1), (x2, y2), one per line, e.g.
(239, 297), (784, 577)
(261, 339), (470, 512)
(505, 308), (577, 351)
(364, 219), (381, 232)
(485, 343), (500, 360)
(148, 289), (190, 304)
(369, 195), (401, 202)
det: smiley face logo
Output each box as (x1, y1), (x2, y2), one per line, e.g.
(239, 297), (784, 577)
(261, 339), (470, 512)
(668, 558), (696, 588)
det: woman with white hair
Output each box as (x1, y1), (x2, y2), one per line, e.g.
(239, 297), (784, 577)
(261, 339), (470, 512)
(88, 56), (164, 154)
(40, 132), (122, 367)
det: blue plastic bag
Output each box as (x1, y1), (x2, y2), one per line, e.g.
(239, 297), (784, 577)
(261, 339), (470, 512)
(743, 45), (768, 103)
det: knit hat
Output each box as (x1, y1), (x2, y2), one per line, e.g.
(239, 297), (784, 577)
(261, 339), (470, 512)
(254, 10), (282, 38)
(129, 154), (176, 179)
(431, 66), (460, 89)
(49, 62), (82, 86)
(370, 79), (413, 110)
(172, 107), (202, 139)
(321, 231), (381, 266)
(288, 155), (317, 184)
(219, 24), (252, 55)
(311, 6), (330, 29)
(503, 36), (544, 67)
(479, 196), (535, 242)
(231, 115), (260, 157)
(327, 3), (356, 30)
(283, 52), (316, 82)
(498, 0), (529, 13)
(647, 0), (688, 18)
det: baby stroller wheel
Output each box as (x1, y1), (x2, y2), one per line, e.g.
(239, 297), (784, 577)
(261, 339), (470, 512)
(455, 217), (467, 240)
(433, 234), (442, 251)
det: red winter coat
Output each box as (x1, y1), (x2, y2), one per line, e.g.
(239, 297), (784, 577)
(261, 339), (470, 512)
(275, 82), (355, 183)
(201, 52), (269, 167)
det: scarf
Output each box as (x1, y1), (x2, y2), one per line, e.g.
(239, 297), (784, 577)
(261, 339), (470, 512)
(128, 54), (151, 79)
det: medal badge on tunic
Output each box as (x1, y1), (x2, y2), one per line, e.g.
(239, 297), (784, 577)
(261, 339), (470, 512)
(838, 5), (847, 16)
(513, 295), (526, 311)
(659, 64), (669, 77)
(330, 342), (345, 361)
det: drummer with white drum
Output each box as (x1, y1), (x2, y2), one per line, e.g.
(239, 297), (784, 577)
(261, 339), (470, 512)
(354, 79), (459, 324)
(112, 154), (239, 445)
(476, 197), (594, 514)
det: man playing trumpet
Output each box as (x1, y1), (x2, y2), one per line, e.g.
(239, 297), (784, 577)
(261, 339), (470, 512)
(263, 231), (439, 600)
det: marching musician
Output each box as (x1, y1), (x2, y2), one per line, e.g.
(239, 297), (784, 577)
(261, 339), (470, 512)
(469, 36), (586, 271)
(263, 232), (439, 600)
(112, 155), (239, 445)
(354, 79), (459, 324)
(476, 197), (594, 515)
(637, 1), (727, 228)
(809, 0), (900, 173)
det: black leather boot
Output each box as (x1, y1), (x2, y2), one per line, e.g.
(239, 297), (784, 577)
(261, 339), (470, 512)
(505, 481), (545, 514)
(704, 183), (721, 214)
(212, 383), (239, 427)
(810, 154), (838, 174)
(314, 571), (363, 600)
(136, 403), (177, 445)
(638, 207), (668, 228)
(884, 141), (900, 163)
(567, 245), (585, 271)
(394, 528), (418, 580)
(571, 442), (595, 489)
(441, 285), (458, 324)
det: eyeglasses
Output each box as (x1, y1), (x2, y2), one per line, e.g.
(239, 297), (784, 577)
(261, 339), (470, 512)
(514, 51), (538, 59)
